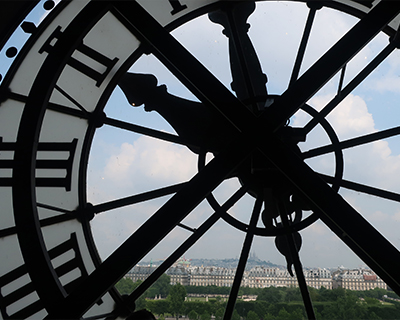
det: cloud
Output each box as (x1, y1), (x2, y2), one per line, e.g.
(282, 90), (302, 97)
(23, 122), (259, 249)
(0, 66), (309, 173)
(103, 135), (197, 193)
(310, 93), (376, 140)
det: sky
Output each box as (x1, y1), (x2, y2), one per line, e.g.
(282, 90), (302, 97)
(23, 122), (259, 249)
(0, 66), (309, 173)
(81, 1), (400, 270)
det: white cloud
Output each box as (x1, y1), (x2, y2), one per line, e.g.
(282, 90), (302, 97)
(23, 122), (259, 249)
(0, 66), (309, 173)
(103, 136), (197, 192)
(309, 93), (375, 140)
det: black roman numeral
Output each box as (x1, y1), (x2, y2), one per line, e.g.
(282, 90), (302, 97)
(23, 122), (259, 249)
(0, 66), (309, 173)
(0, 137), (78, 191)
(39, 26), (119, 87)
(0, 233), (87, 319)
(47, 233), (89, 293)
(168, 0), (187, 15)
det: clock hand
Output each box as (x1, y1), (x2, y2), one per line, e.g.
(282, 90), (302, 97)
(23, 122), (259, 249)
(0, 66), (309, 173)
(209, 1), (268, 112)
(118, 72), (237, 154)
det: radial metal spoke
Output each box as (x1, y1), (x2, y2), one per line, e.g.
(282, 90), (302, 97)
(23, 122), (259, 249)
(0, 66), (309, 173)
(224, 195), (263, 320)
(84, 182), (188, 216)
(54, 84), (90, 115)
(319, 173), (400, 203)
(303, 126), (400, 159)
(46, 138), (254, 319)
(337, 64), (347, 96)
(303, 41), (397, 134)
(262, 1), (400, 133)
(103, 117), (202, 151)
(288, 3), (320, 88)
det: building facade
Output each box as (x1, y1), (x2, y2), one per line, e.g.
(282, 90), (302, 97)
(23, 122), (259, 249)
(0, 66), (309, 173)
(125, 265), (384, 291)
(332, 268), (387, 291)
(246, 267), (332, 289)
(189, 266), (238, 287)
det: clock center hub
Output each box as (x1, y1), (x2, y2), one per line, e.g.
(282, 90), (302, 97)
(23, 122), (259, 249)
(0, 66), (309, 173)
(237, 125), (306, 199)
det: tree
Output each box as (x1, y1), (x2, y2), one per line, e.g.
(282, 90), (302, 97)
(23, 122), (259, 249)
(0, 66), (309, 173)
(322, 293), (366, 319)
(264, 313), (276, 320)
(364, 297), (380, 305)
(168, 283), (187, 320)
(367, 311), (381, 320)
(288, 308), (304, 320)
(308, 287), (320, 302)
(115, 278), (137, 295)
(247, 310), (259, 320)
(284, 287), (302, 302)
(277, 308), (291, 320)
(257, 287), (283, 303)
(188, 310), (198, 320)
(147, 274), (171, 298)
(200, 311), (210, 320)
(232, 309), (240, 320)
(318, 286), (332, 302)
(215, 308), (225, 320)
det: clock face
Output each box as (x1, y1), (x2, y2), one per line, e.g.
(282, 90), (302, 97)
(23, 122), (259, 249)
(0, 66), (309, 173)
(1, 0), (400, 319)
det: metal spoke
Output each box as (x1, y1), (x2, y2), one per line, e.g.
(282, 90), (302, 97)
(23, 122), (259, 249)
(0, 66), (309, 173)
(224, 195), (263, 320)
(54, 84), (90, 115)
(303, 126), (400, 159)
(177, 223), (196, 232)
(103, 117), (202, 151)
(84, 182), (188, 216)
(46, 138), (254, 319)
(303, 41), (397, 134)
(337, 64), (347, 96)
(288, 3), (321, 88)
(319, 173), (400, 203)
(262, 1), (400, 133)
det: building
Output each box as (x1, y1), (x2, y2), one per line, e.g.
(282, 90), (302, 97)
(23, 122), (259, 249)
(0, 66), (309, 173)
(125, 264), (384, 292)
(247, 267), (332, 289)
(332, 268), (387, 291)
(167, 266), (190, 286)
(189, 266), (239, 287)
(304, 268), (333, 289)
(125, 265), (157, 283)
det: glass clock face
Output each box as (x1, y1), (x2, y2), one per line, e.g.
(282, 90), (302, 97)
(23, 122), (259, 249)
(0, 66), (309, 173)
(1, 0), (400, 319)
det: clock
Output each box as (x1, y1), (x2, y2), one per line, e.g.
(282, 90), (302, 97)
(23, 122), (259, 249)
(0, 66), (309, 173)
(1, 0), (400, 319)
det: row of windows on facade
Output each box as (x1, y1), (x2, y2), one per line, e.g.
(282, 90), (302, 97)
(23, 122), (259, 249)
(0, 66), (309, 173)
(124, 266), (386, 291)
